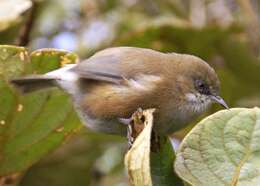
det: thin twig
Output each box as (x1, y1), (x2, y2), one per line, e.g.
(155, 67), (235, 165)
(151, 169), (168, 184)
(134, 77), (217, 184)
(16, 1), (38, 46)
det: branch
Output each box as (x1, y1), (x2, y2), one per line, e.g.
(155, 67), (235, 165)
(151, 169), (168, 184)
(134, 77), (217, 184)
(16, 1), (38, 46)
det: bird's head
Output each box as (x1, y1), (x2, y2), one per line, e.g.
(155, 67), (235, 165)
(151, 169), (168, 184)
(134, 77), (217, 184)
(174, 54), (228, 115)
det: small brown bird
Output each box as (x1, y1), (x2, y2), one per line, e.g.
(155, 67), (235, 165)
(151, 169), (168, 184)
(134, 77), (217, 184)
(11, 47), (228, 135)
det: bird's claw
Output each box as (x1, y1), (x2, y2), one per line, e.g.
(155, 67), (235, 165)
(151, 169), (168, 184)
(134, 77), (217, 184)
(118, 108), (144, 148)
(118, 117), (134, 148)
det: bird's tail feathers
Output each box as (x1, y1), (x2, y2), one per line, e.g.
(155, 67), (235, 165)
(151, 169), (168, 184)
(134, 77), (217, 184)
(10, 76), (56, 94)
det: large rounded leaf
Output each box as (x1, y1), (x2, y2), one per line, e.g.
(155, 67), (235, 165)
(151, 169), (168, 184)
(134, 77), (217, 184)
(0, 45), (81, 179)
(175, 108), (260, 186)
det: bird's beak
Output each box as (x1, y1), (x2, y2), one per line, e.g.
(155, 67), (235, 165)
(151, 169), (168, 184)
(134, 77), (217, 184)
(210, 95), (229, 109)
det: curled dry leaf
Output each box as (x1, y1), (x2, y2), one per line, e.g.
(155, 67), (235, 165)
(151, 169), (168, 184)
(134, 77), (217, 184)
(124, 109), (156, 186)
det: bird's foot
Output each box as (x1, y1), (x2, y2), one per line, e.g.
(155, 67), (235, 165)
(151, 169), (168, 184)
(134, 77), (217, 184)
(118, 117), (134, 148)
(118, 108), (144, 149)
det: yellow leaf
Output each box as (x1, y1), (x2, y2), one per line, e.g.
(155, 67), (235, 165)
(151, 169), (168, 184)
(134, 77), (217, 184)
(124, 109), (155, 186)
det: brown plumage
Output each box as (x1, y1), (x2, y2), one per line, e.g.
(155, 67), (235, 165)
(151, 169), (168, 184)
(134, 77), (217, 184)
(11, 47), (228, 135)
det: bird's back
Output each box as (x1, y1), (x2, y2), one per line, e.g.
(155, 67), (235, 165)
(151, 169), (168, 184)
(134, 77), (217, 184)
(70, 47), (186, 134)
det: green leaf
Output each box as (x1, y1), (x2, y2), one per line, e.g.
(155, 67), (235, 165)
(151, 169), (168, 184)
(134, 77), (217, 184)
(19, 132), (125, 186)
(151, 137), (184, 186)
(0, 45), (29, 78)
(175, 108), (260, 186)
(0, 45), (81, 178)
(216, 38), (260, 88)
(116, 19), (237, 59)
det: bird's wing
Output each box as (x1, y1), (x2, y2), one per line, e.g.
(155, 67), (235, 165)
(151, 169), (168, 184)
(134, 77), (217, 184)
(70, 47), (167, 85)
(70, 54), (125, 84)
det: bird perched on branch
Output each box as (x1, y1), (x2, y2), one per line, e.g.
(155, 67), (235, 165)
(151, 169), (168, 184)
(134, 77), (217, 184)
(11, 47), (228, 135)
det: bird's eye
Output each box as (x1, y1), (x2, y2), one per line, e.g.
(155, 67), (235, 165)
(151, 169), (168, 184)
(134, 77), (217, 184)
(195, 79), (210, 95)
(198, 82), (206, 89)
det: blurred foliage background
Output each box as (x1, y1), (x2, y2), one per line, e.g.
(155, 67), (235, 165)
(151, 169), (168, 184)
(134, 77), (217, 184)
(1, 0), (260, 185)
